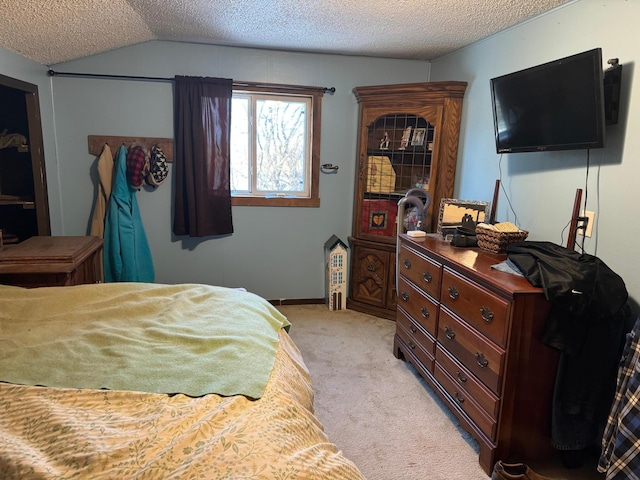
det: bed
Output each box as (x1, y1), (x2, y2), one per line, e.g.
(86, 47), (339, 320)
(0, 282), (365, 479)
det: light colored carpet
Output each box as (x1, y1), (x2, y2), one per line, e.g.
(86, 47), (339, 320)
(278, 304), (605, 480)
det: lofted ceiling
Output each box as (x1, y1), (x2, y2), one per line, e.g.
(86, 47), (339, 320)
(0, 0), (572, 66)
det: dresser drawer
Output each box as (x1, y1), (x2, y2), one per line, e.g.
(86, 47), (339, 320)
(398, 243), (442, 301)
(435, 344), (499, 419)
(396, 314), (435, 373)
(438, 307), (505, 395)
(435, 363), (497, 441)
(397, 307), (436, 357)
(440, 268), (510, 348)
(397, 276), (439, 337)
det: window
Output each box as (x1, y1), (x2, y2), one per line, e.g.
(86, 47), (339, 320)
(230, 85), (323, 207)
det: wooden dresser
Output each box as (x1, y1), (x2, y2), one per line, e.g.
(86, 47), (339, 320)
(0, 236), (103, 287)
(393, 234), (559, 475)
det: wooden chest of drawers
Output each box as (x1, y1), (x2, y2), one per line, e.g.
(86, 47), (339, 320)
(393, 234), (558, 475)
(0, 236), (103, 287)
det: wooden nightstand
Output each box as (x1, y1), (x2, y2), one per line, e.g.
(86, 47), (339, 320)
(0, 236), (104, 287)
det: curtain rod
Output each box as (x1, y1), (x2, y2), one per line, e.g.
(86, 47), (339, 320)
(46, 69), (335, 94)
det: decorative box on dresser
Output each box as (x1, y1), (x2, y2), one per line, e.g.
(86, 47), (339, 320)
(394, 233), (559, 475)
(0, 236), (103, 287)
(348, 82), (467, 320)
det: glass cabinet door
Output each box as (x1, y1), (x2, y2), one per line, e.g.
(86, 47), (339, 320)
(360, 113), (435, 240)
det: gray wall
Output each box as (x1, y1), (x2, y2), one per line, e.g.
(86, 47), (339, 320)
(431, 0), (640, 308)
(47, 41), (431, 299)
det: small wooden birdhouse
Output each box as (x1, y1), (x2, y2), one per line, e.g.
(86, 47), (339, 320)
(324, 235), (349, 311)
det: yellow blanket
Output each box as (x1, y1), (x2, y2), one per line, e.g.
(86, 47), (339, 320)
(0, 330), (365, 479)
(0, 283), (289, 398)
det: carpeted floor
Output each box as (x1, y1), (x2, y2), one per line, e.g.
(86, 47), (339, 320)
(278, 304), (605, 480)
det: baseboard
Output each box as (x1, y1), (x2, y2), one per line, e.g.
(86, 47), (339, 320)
(268, 298), (325, 306)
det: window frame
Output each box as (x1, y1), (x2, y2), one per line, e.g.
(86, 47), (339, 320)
(230, 83), (323, 207)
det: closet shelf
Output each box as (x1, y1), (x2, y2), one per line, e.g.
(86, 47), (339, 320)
(0, 202), (35, 209)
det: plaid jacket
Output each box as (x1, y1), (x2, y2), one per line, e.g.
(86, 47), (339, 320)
(598, 316), (640, 480)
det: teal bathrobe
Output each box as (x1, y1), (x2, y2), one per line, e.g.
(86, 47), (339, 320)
(103, 145), (155, 283)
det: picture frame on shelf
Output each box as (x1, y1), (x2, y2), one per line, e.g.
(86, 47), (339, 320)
(411, 128), (426, 146)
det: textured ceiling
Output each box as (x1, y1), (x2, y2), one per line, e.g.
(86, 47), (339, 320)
(0, 0), (571, 66)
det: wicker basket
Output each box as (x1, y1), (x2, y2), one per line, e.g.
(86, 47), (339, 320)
(475, 225), (529, 253)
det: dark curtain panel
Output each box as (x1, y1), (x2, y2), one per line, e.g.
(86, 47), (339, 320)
(173, 76), (233, 237)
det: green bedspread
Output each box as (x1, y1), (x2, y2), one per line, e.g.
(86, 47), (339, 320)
(0, 282), (290, 399)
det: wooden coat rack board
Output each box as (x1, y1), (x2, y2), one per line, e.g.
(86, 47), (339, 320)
(88, 135), (174, 162)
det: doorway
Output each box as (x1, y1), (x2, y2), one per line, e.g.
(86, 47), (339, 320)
(0, 74), (50, 243)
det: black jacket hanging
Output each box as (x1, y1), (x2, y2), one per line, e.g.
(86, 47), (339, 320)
(506, 241), (633, 450)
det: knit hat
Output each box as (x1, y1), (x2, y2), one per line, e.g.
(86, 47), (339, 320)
(126, 145), (149, 188)
(145, 145), (169, 187)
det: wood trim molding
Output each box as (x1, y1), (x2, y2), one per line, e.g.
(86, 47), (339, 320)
(268, 298), (325, 306)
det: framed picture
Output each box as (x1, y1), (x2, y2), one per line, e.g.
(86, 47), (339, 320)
(437, 198), (491, 237)
(361, 199), (397, 237)
(411, 128), (426, 146)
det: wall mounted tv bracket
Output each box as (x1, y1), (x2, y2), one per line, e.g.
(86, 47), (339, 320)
(604, 58), (622, 125)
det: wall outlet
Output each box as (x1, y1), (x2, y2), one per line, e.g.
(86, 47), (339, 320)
(579, 210), (595, 237)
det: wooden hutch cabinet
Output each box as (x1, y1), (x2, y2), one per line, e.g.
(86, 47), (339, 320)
(348, 82), (467, 319)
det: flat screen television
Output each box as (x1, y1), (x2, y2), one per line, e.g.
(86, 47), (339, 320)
(490, 48), (606, 153)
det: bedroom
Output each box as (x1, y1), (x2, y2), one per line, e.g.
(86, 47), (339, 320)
(1, 0), (637, 309)
(1, 0), (638, 478)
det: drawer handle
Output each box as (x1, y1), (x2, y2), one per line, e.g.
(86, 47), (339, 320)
(480, 306), (494, 323)
(476, 352), (489, 368)
(457, 371), (467, 383)
(408, 341), (416, 350)
(448, 286), (459, 300)
(455, 392), (465, 404)
(367, 262), (376, 272)
(421, 306), (430, 318)
(403, 259), (411, 269)
(423, 271), (432, 283)
(401, 291), (409, 302)
(410, 325), (417, 333)
(445, 326), (456, 340)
